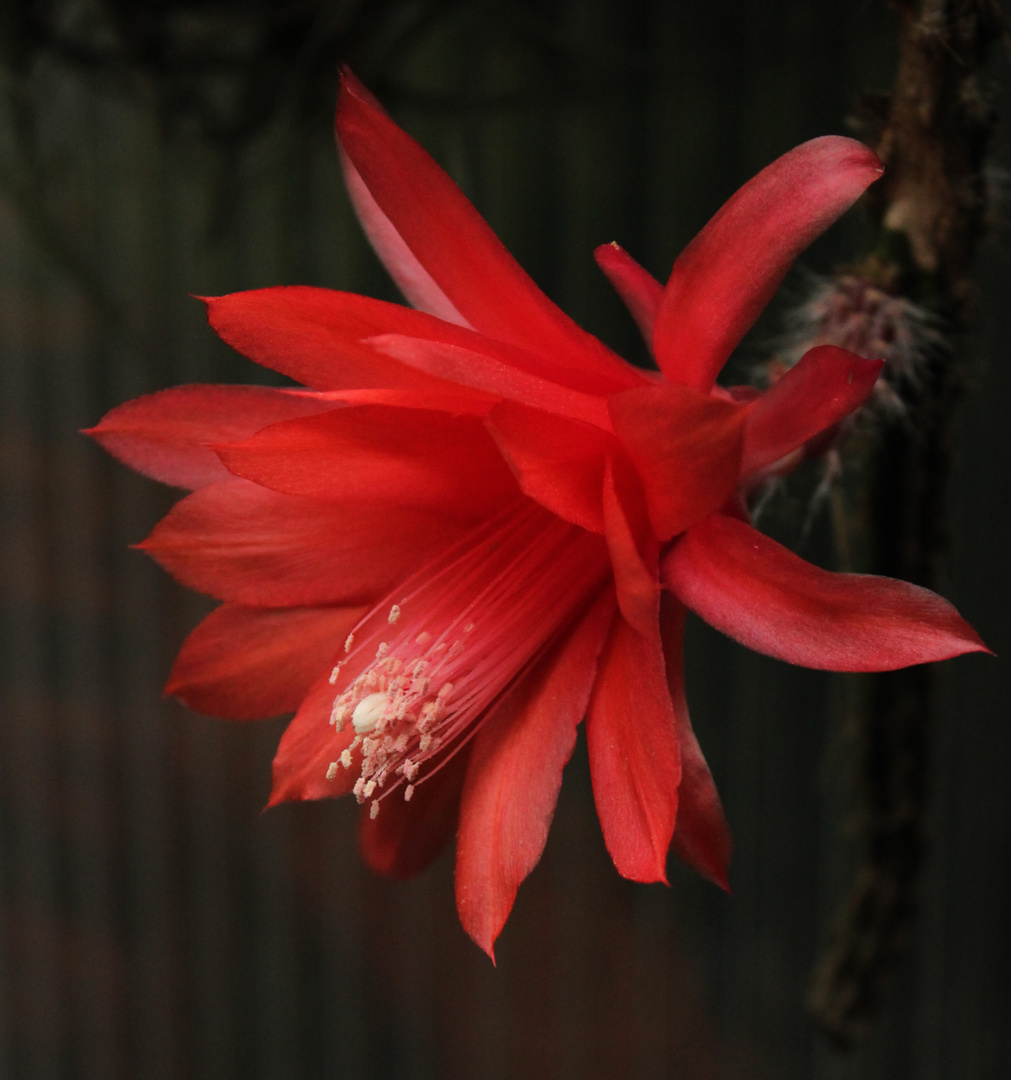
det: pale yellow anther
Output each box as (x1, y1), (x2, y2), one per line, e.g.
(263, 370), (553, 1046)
(363, 779), (377, 799)
(344, 632), (355, 654)
(352, 691), (390, 735)
(388, 604), (401, 624)
(326, 761), (339, 781)
(370, 801), (380, 819)
(404, 784), (415, 802)
(340, 748), (353, 768)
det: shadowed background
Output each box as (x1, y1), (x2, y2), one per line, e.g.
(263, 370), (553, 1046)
(1, 1), (1009, 1077)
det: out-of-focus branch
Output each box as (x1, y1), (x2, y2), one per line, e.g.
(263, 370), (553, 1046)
(807, 0), (1003, 1048)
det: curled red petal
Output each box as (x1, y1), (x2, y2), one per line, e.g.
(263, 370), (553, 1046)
(608, 383), (746, 540)
(585, 613), (681, 883)
(742, 346), (883, 478)
(141, 478), (466, 607)
(593, 242), (663, 351)
(663, 514), (990, 671)
(85, 384), (337, 489)
(602, 457), (659, 638)
(485, 401), (612, 533)
(455, 587), (616, 959)
(167, 603), (366, 721)
(215, 405), (518, 521)
(659, 596), (731, 889)
(654, 137), (883, 390)
(337, 71), (643, 396)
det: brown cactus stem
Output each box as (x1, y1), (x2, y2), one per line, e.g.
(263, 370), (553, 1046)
(807, 0), (1002, 1047)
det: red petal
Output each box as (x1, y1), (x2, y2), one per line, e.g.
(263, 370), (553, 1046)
(654, 137), (883, 390)
(167, 603), (366, 720)
(455, 587), (616, 958)
(485, 401), (612, 533)
(358, 747), (471, 879)
(268, 675), (363, 805)
(602, 458), (659, 638)
(85, 384), (336, 489)
(608, 384), (746, 539)
(659, 596), (731, 889)
(141, 478), (466, 607)
(742, 346), (883, 478)
(366, 334), (611, 426)
(205, 287), (495, 394)
(337, 71), (643, 396)
(663, 514), (990, 671)
(585, 613), (681, 882)
(341, 143), (471, 327)
(216, 405), (518, 520)
(593, 242), (663, 350)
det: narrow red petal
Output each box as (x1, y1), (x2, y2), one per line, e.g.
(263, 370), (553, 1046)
(455, 587), (616, 958)
(742, 346), (883, 478)
(663, 514), (990, 671)
(659, 596), (732, 889)
(585, 614), (681, 882)
(608, 383), (746, 539)
(85, 384), (336, 489)
(268, 675), (363, 805)
(654, 137), (883, 390)
(337, 71), (644, 396)
(366, 334), (611, 426)
(602, 458), (659, 638)
(593, 242), (663, 350)
(167, 603), (366, 720)
(141, 478), (466, 607)
(215, 406), (518, 521)
(358, 747), (471, 879)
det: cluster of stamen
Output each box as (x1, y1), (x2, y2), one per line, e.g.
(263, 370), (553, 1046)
(319, 499), (612, 820)
(325, 606), (479, 818)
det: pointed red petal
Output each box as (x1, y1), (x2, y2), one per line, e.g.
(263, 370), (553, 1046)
(85, 384), (336, 489)
(585, 613), (681, 882)
(608, 383), (746, 539)
(337, 71), (643, 395)
(167, 603), (366, 720)
(268, 675), (363, 805)
(455, 587), (616, 958)
(141, 478), (465, 607)
(485, 401), (612, 533)
(358, 747), (471, 879)
(659, 596), (731, 889)
(205, 287), (490, 394)
(216, 406), (518, 520)
(654, 137), (883, 390)
(594, 242), (662, 350)
(742, 346), (883, 478)
(341, 142), (471, 327)
(664, 514), (990, 671)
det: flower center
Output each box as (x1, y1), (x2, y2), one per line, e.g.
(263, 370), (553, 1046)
(324, 499), (609, 817)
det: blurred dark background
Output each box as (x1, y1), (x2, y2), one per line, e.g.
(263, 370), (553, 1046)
(1, 1), (1009, 1077)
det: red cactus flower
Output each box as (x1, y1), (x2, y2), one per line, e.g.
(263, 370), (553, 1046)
(88, 71), (988, 958)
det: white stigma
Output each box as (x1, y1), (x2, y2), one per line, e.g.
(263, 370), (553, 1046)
(351, 691), (389, 735)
